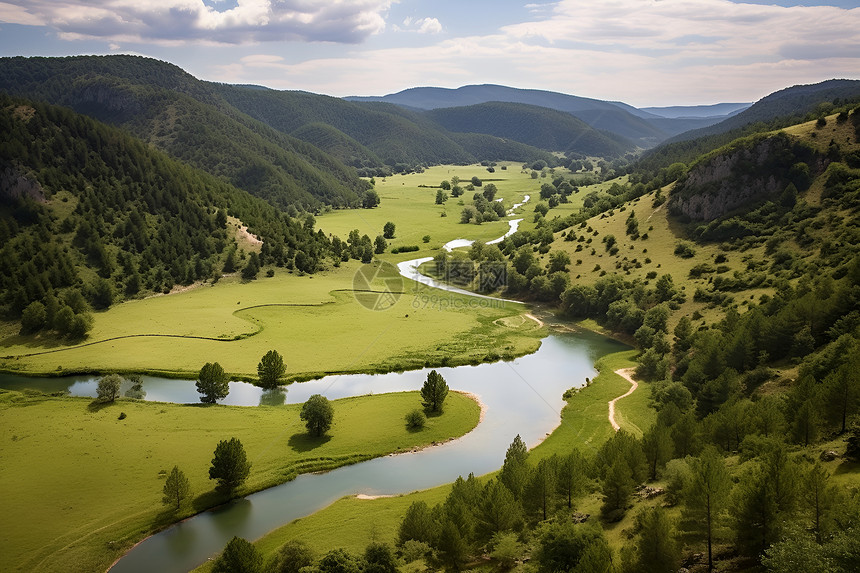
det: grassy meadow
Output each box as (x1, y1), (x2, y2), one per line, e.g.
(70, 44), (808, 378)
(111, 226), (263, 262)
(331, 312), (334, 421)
(0, 162), (561, 380)
(0, 388), (480, 573)
(0, 261), (543, 379)
(317, 163), (553, 250)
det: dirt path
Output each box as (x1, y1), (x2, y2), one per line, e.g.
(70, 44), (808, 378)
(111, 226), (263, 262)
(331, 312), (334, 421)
(524, 313), (544, 327)
(609, 368), (638, 432)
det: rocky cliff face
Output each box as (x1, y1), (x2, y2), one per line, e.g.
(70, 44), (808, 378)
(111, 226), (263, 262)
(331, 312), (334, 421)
(0, 163), (46, 203)
(668, 133), (820, 221)
(63, 79), (143, 122)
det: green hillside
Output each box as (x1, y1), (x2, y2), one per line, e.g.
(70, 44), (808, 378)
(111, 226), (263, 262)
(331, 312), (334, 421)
(425, 101), (635, 157)
(637, 79), (860, 181)
(0, 55), (371, 210)
(214, 85), (558, 170)
(0, 93), (335, 336)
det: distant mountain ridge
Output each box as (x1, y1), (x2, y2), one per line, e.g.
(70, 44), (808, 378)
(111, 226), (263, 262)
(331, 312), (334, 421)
(346, 84), (732, 146)
(666, 79), (860, 143)
(641, 103), (751, 119)
(425, 101), (634, 157)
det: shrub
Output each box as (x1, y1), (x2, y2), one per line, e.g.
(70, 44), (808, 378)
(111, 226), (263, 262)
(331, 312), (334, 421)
(391, 245), (420, 254)
(674, 242), (696, 258)
(405, 409), (426, 429)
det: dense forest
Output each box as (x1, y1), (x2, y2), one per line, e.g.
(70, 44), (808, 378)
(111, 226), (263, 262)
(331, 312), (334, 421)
(0, 93), (345, 336)
(0, 55), (373, 210)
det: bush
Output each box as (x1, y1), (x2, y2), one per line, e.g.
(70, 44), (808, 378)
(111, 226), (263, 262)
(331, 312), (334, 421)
(674, 241), (696, 258)
(391, 245), (419, 254)
(405, 409), (426, 429)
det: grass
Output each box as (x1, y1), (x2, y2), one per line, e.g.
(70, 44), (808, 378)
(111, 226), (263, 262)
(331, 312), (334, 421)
(0, 261), (543, 379)
(0, 388), (480, 573)
(223, 349), (653, 566)
(317, 162), (562, 251)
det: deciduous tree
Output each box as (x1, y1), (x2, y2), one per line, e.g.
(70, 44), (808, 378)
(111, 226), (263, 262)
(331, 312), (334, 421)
(96, 373), (122, 403)
(212, 537), (263, 573)
(209, 437), (251, 496)
(300, 394), (334, 437)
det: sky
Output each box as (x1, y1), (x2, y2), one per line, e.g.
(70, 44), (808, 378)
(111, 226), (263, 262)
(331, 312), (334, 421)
(0, 0), (858, 107)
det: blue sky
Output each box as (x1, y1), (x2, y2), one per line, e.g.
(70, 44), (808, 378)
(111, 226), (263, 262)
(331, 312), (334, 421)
(0, 0), (858, 106)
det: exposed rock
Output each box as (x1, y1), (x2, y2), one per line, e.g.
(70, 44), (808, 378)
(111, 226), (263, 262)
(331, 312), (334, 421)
(0, 164), (46, 203)
(820, 450), (839, 462)
(637, 486), (665, 499)
(669, 132), (822, 221)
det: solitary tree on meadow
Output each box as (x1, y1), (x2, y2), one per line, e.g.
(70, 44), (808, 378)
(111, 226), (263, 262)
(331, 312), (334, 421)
(209, 437), (251, 496)
(257, 350), (286, 389)
(301, 394), (334, 437)
(383, 221), (396, 239)
(162, 465), (191, 511)
(96, 373), (122, 403)
(421, 370), (448, 413)
(196, 362), (229, 403)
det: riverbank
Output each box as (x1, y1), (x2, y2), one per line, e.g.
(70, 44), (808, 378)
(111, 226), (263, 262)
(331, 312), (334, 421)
(0, 389), (480, 573)
(226, 348), (651, 565)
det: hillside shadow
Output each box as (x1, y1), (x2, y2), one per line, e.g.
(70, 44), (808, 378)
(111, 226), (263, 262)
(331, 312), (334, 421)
(288, 432), (332, 452)
(0, 332), (74, 351)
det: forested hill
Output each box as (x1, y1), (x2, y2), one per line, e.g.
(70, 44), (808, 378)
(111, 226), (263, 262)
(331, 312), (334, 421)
(424, 101), (634, 158)
(637, 79), (860, 178)
(346, 83), (725, 146)
(0, 93), (335, 337)
(210, 84), (558, 170)
(0, 55), (371, 210)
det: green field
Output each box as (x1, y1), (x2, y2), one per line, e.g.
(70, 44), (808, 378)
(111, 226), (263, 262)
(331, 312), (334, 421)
(317, 163), (556, 250)
(0, 261), (543, 379)
(227, 349), (650, 564)
(0, 388), (480, 573)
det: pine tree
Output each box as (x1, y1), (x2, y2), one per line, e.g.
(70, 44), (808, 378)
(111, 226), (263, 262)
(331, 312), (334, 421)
(499, 434), (530, 499)
(162, 465), (191, 511)
(420, 370), (448, 413)
(681, 446), (731, 571)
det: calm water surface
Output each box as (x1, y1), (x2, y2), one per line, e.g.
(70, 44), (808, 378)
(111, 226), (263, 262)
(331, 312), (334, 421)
(0, 330), (626, 573)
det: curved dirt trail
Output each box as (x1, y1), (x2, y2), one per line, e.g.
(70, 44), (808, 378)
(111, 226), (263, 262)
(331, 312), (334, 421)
(609, 368), (638, 431)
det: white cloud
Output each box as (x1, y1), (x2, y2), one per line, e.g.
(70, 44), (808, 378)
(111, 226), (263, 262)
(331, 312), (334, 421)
(395, 15), (441, 34)
(415, 17), (441, 34)
(0, 0), (393, 45)
(207, 0), (860, 106)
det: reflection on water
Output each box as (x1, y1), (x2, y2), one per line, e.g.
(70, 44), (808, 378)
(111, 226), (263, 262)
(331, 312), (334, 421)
(259, 388), (287, 407)
(104, 331), (628, 573)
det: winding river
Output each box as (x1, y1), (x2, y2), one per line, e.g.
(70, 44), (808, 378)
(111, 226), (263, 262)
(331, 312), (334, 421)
(0, 193), (630, 573)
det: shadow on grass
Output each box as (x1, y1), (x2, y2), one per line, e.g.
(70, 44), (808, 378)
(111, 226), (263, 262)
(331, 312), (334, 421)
(834, 458), (860, 475)
(288, 432), (332, 452)
(86, 399), (116, 412)
(192, 489), (230, 513)
(406, 425), (427, 434)
(424, 408), (444, 418)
